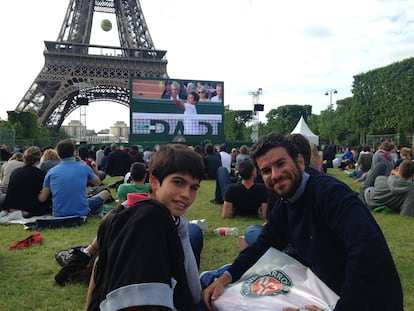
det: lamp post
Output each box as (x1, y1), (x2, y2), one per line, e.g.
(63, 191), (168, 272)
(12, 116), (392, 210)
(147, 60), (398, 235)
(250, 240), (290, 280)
(248, 88), (263, 142)
(325, 89), (338, 110)
(324, 89), (337, 145)
(75, 82), (91, 143)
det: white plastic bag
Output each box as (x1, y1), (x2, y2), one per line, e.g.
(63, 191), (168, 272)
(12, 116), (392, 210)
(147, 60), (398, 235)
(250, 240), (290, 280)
(213, 247), (339, 311)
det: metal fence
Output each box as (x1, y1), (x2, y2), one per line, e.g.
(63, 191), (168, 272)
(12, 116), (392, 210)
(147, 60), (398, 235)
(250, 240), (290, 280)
(366, 133), (414, 149)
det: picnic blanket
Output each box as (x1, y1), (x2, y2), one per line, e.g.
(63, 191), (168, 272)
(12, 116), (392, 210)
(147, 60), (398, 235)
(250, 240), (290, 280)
(0, 210), (87, 229)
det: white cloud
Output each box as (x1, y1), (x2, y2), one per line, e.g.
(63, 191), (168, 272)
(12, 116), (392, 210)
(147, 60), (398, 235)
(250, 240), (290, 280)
(0, 0), (413, 131)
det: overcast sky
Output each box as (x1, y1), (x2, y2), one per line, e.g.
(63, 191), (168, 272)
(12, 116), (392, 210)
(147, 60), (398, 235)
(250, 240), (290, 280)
(1, 0), (413, 132)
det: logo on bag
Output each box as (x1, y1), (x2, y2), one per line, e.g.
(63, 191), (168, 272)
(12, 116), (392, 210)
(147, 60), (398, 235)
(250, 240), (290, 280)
(241, 269), (293, 297)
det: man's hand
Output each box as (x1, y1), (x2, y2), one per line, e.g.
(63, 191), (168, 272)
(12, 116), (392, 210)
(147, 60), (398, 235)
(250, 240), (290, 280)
(203, 274), (231, 311)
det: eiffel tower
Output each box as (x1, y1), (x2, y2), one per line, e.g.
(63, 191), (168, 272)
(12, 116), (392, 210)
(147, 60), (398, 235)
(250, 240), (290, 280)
(16, 0), (168, 130)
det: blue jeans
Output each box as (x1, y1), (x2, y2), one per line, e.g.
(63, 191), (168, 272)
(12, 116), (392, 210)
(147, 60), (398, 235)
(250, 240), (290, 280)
(214, 167), (238, 202)
(88, 195), (105, 215)
(349, 169), (363, 179)
(188, 223), (203, 269)
(244, 224), (264, 245)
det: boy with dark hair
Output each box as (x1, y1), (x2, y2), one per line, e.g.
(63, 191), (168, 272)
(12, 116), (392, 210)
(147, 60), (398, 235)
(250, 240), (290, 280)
(87, 144), (205, 311)
(116, 162), (149, 205)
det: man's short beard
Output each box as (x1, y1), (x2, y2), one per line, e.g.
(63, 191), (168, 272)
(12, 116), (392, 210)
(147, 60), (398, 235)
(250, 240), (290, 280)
(278, 163), (303, 199)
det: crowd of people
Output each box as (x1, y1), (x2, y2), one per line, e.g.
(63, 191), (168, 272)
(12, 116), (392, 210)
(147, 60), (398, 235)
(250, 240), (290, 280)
(0, 134), (411, 310)
(0, 141), (154, 220)
(321, 141), (414, 216)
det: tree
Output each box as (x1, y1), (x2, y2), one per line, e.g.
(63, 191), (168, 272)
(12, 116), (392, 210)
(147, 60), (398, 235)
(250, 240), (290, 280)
(224, 110), (252, 141)
(352, 57), (414, 141)
(7, 111), (39, 140)
(7, 111), (38, 141)
(5, 111), (68, 148)
(264, 105), (312, 135)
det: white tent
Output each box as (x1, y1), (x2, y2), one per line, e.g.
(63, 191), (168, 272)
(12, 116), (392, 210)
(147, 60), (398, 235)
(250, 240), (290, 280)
(290, 116), (319, 146)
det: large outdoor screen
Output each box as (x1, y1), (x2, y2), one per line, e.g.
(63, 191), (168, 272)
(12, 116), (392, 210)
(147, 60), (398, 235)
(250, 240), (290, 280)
(129, 77), (224, 144)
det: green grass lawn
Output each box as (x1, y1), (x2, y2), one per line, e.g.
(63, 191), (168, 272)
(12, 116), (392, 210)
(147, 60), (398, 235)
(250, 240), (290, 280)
(0, 170), (412, 310)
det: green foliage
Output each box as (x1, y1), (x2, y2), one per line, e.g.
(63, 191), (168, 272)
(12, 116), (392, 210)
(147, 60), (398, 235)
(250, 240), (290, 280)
(306, 115), (319, 134)
(353, 57), (414, 134)
(0, 120), (13, 129)
(34, 126), (70, 148)
(7, 111), (39, 140)
(264, 105), (312, 135)
(250, 57), (414, 146)
(399, 131), (410, 148)
(223, 110), (252, 141)
(0, 174), (412, 310)
(2, 112), (69, 148)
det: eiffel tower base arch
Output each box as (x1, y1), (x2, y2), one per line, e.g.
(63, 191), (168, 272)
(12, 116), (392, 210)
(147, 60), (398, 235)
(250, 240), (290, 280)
(15, 0), (168, 131)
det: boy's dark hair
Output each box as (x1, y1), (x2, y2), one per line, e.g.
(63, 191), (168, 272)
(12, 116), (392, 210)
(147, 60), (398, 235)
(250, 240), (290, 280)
(399, 159), (414, 179)
(149, 144), (205, 184)
(250, 133), (298, 167)
(189, 91), (200, 102)
(56, 139), (75, 159)
(238, 159), (255, 180)
(130, 162), (147, 181)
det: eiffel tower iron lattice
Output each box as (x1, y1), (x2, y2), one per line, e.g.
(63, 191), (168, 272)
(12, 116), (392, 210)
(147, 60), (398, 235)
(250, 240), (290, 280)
(16, 0), (168, 130)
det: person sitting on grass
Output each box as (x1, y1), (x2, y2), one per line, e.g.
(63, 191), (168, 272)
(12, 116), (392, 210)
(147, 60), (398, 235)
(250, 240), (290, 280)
(38, 139), (111, 217)
(236, 133), (322, 251)
(39, 148), (61, 173)
(348, 145), (372, 179)
(222, 159), (268, 219)
(0, 151), (23, 194)
(105, 143), (132, 177)
(2, 146), (51, 218)
(116, 162), (150, 205)
(364, 158), (414, 216)
(203, 143), (221, 180)
(235, 144), (250, 171)
(393, 146), (412, 169)
(77, 146), (106, 183)
(357, 141), (396, 204)
(54, 153), (203, 287)
(86, 144), (206, 311)
(203, 133), (403, 311)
